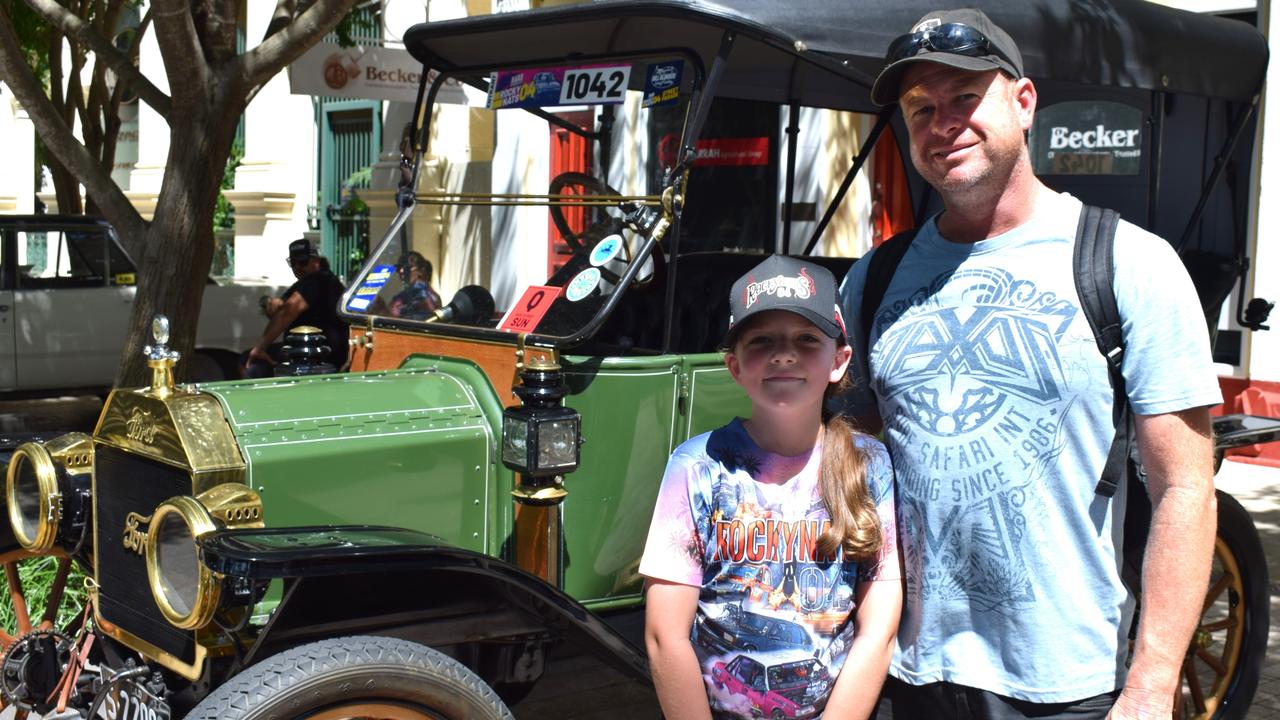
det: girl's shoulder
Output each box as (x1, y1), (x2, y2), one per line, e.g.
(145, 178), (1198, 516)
(670, 418), (749, 461)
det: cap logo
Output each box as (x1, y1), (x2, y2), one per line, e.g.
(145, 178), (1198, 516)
(913, 17), (942, 32)
(744, 269), (816, 309)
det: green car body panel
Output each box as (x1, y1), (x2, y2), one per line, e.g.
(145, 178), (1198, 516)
(197, 350), (750, 607)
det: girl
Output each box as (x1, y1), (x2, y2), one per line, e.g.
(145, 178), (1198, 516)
(640, 256), (900, 720)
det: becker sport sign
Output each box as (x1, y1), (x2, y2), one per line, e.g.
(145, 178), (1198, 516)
(1030, 101), (1143, 176)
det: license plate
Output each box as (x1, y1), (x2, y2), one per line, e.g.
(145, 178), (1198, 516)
(97, 678), (171, 720)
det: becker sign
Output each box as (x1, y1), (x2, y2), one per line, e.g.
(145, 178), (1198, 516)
(1031, 101), (1143, 176)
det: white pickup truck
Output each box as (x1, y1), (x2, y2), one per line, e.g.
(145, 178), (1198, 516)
(0, 215), (288, 392)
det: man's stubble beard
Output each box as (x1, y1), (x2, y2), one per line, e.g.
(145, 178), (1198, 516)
(927, 141), (1030, 208)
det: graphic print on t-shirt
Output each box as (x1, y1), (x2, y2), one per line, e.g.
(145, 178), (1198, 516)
(872, 267), (1077, 611)
(693, 444), (848, 718)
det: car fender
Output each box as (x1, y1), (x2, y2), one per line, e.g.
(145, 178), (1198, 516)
(199, 525), (650, 686)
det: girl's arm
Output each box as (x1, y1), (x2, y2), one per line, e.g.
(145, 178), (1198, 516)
(823, 577), (903, 719)
(644, 579), (713, 720)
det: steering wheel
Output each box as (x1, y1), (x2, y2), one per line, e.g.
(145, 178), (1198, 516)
(548, 172), (628, 255)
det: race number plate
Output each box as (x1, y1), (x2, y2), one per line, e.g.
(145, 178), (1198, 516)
(96, 678), (171, 720)
(488, 64), (631, 110)
(559, 65), (630, 105)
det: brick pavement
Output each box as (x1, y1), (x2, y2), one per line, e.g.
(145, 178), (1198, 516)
(1213, 459), (1280, 719)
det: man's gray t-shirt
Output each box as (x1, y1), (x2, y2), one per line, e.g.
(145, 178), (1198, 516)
(838, 192), (1221, 702)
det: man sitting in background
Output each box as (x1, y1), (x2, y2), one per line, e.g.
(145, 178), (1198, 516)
(243, 238), (348, 377)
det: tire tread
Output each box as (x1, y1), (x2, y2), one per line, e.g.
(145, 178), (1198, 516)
(185, 635), (513, 720)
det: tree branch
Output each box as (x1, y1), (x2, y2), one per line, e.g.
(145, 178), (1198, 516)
(203, 0), (238, 64)
(22, 0), (171, 119)
(151, 0), (208, 105)
(262, 0), (298, 43)
(0, 6), (146, 245)
(242, 0), (355, 89)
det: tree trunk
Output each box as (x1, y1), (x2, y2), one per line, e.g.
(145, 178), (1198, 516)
(48, 152), (83, 215)
(114, 77), (246, 387)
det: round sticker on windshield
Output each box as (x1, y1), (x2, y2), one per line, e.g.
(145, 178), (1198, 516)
(566, 267), (601, 302)
(589, 234), (624, 267)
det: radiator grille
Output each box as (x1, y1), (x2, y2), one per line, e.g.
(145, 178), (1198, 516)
(94, 445), (195, 661)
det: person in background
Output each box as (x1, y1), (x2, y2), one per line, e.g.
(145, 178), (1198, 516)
(389, 251), (443, 320)
(243, 238), (348, 377)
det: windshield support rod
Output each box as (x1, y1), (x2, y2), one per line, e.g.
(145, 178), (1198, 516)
(1146, 92), (1166, 231)
(803, 107), (894, 256)
(782, 102), (800, 254)
(405, 70), (453, 210)
(1175, 97), (1259, 251)
(678, 30), (736, 173)
(661, 29), (735, 353)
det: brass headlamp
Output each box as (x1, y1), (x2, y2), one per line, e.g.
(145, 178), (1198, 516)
(145, 483), (263, 630)
(5, 433), (93, 553)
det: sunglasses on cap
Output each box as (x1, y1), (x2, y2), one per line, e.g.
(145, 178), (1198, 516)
(886, 22), (1017, 69)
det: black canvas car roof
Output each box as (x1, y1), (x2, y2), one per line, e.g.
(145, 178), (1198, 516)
(404, 0), (1268, 112)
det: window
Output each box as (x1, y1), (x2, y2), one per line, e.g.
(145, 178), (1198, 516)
(15, 227), (129, 289)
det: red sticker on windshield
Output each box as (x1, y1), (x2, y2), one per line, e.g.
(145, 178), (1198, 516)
(498, 285), (563, 333)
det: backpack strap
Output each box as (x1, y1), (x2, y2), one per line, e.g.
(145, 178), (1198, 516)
(859, 228), (919, 354)
(1072, 205), (1128, 497)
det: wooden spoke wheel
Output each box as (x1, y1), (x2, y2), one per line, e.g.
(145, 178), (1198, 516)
(1174, 491), (1268, 720)
(0, 549), (79, 719)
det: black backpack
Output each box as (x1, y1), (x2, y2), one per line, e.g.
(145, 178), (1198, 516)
(858, 205), (1138, 503)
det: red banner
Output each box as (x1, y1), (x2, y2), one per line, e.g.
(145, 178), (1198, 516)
(691, 137), (770, 166)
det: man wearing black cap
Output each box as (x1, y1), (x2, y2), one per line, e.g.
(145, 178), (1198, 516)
(839, 8), (1219, 719)
(243, 238), (348, 377)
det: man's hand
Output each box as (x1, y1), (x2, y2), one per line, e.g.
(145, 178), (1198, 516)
(261, 297), (284, 318)
(247, 292), (310, 374)
(244, 345), (276, 371)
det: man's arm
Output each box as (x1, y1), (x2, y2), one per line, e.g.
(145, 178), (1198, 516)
(245, 292), (309, 367)
(1111, 406), (1215, 719)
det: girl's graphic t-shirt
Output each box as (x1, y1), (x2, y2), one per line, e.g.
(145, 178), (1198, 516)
(640, 418), (898, 720)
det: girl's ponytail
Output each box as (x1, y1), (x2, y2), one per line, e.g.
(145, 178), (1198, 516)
(815, 407), (883, 562)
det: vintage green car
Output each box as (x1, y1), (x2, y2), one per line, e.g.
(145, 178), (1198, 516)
(1, 1), (1277, 719)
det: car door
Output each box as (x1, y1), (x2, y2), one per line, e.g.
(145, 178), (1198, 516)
(0, 229), (16, 390)
(13, 225), (132, 389)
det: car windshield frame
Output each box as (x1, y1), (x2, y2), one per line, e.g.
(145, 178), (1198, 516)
(339, 48), (706, 350)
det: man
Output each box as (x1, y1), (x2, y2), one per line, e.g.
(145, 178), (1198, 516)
(244, 238), (348, 377)
(839, 9), (1219, 719)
